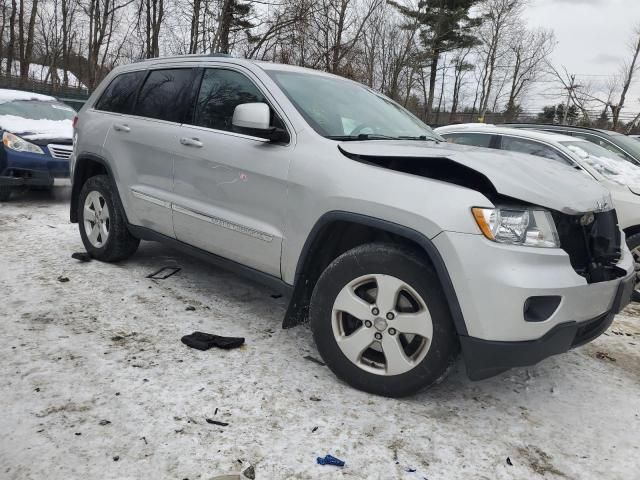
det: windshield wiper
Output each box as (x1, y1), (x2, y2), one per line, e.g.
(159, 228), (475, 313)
(326, 134), (398, 141)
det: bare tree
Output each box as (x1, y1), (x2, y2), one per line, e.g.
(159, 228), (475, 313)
(476, 0), (524, 121)
(608, 23), (640, 130)
(504, 25), (555, 120)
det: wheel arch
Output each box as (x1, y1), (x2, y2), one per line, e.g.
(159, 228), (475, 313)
(70, 153), (127, 224)
(283, 211), (468, 336)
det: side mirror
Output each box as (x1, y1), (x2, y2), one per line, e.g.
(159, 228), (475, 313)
(232, 102), (270, 131)
(232, 102), (289, 143)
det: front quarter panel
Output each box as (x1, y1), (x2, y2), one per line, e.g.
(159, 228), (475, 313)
(280, 132), (493, 283)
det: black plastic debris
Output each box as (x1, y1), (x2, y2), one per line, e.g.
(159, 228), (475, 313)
(506, 457), (513, 466)
(181, 332), (245, 351)
(57, 276), (69, 283)
(147, 266), (181, 280)
(185, 306), (196, 311)
(304, 355), (326, 367)
(309, 396), (321, 402)
(311, 426), (318, 433)
(406, 467), (416, 473)
(99, 420), (111, 426)
(71, 252), (92, 262)
(316, 455), (344, 467)
(206, 419), (229, 427)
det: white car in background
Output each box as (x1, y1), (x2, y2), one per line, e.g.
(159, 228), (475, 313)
(435, 124), (640, 299)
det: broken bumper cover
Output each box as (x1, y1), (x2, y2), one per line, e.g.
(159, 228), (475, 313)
(460, 270), (636, 380)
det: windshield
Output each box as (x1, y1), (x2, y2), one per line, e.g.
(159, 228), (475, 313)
(560, 140), (640, 186)
(266, 70), (439, 140)
(0, 100), (76, 121)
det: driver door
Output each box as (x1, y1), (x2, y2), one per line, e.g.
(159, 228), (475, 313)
(172, 67), (293, 277)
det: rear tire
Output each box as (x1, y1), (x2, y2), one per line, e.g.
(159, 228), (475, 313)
(627, 233), (640, 302)
(310, 243), (459, 397)
(78, 175), (139, 262)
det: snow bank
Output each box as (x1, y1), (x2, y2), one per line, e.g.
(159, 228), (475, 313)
(0, 89), (56, 104)
(0, 114), (72, 139)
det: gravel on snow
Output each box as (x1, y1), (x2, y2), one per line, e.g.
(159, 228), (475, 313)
(0, 184), (638, 480)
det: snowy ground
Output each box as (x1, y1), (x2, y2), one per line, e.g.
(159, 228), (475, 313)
(0, 183), (639, 480)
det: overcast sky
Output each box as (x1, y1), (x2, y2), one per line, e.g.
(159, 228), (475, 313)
(523, 0), (640, 116)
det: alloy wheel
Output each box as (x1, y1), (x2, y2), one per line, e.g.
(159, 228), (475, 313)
(83, 191), (110, 248)
(331, 273), (433, 376)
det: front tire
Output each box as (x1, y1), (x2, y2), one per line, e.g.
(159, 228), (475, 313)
(78, 175), (139, 262)
(310, 243), (459, 397)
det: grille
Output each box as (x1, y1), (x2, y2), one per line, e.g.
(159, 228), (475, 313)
(552, 209), (624, 283)
(48, 144), (73, 160)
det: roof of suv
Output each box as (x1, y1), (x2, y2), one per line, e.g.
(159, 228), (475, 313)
(128, 53), (340, 78)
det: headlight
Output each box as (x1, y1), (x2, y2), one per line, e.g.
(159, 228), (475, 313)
(2, 131), (44, 154)
(472, 207), (560, 248)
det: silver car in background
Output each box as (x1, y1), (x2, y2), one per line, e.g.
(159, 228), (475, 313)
(69, 56), (635, 396)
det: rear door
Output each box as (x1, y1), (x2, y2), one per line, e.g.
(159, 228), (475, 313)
(102, 67), (198, 238)
(172, 66), (294, 277)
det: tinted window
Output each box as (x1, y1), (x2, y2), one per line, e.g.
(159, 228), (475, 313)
(193, 68), (282, 133)
(501, 136), (570, 164)
(134, 69), (194, 122)
(94, 71), (146, 114)
(442, 132), (494, 148)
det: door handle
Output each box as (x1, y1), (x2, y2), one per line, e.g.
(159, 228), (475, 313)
(180, 137), (203, 148)
(113, 123), (130, 132)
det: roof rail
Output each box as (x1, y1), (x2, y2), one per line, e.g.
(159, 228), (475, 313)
(208, 52), (232, 57)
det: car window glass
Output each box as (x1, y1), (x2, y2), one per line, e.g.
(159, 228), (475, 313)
(442, 132), (493, 148)
(194, 68), (284, 133)
(134, 68), (194, 123)
(94, 71), (146, 114)
(572, 133), (633, 161)
(501, 136), (571, 164)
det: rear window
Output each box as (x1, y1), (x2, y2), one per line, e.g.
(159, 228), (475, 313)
(134, 68), (195, 123)
(94, 71), (146, 114)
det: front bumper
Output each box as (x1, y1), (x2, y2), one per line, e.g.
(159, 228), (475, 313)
(460, 271), (635, 380)
(432, 231), (635, 380)
(0, 147), (70, 187)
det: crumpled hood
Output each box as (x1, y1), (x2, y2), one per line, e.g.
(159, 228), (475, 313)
(0, 114), (73, 142)
(339, 140), (613, 214)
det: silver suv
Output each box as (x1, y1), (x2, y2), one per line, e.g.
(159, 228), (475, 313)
(70, 55), (636, 397)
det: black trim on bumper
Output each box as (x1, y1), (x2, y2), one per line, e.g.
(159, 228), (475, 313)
(460, 272), (635, 381)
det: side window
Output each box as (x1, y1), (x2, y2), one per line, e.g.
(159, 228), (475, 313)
(94, 71), (146, 114)
(574, 133), (632, 161)
(193, 68), (284, 133)
(134, 68), (195, 123)
(442, 132), (493, 148)
(501, 136), (571, 164)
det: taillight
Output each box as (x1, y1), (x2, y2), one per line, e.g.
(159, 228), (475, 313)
(72, 115), (79, 128)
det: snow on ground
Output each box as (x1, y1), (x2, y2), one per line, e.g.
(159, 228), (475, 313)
(0, 60), (87, 90)
(0, 184), (639, 480)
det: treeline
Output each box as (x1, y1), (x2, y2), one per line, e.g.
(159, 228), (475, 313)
(0, 0), (639, 130)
